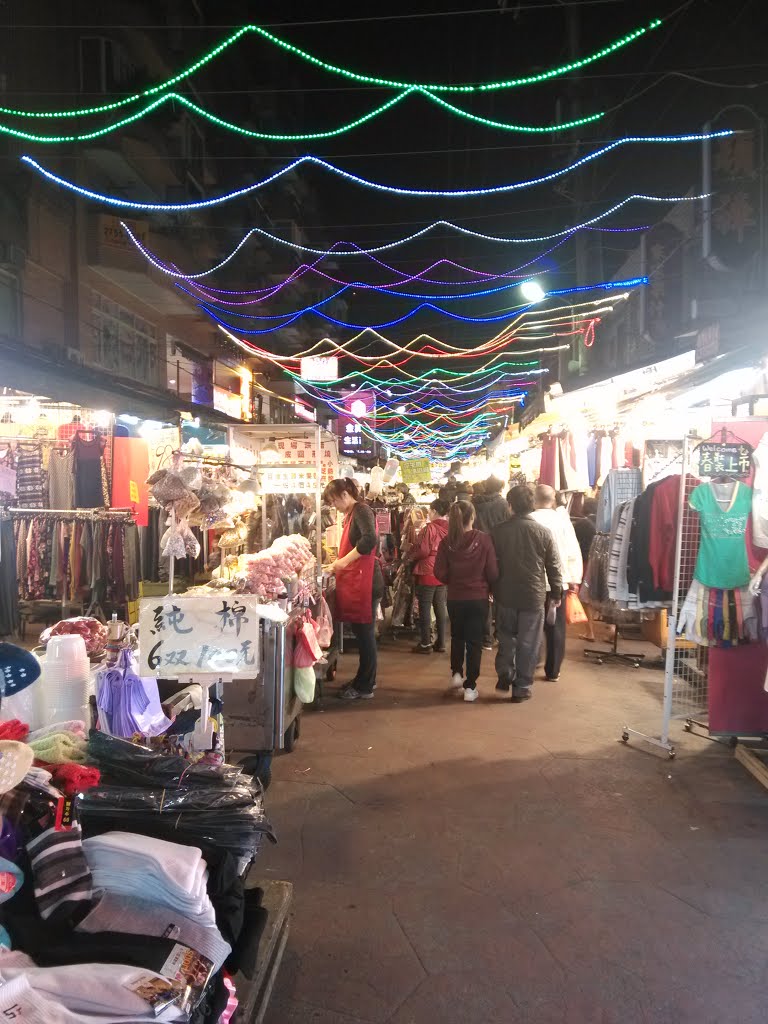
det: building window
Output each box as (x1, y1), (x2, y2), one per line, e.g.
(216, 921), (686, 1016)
(79, 37), (135, 94)
(0, 270), (19, 340)
(91, 292), (159, 387)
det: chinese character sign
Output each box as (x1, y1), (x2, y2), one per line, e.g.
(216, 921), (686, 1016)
(697, 443), (753, 479)
(138, 596), (263, 676)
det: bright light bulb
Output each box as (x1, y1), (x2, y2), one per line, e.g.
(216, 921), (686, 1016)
(520, 280), (546, 303)
(396, 405), (407, 415)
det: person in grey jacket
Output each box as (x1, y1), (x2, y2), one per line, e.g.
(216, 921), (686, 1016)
(491, 484), (563, 703)
(472, 476), (510, 649)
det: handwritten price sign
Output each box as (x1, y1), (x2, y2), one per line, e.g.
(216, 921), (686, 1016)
(138, 595), (263, 676)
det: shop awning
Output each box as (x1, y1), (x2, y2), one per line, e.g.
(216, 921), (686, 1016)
(0, 340), (245, 426)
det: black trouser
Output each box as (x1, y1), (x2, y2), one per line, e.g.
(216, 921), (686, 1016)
(542, 594), (566, 680)
(350, 599), (379, 694)
(416, 584), (448, 648)
(483, 599), (494, 645)
(447, 599), (487, 689)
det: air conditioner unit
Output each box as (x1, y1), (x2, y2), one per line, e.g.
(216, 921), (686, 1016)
(66, 347), (84, 365)
(0, 243), (25, 270)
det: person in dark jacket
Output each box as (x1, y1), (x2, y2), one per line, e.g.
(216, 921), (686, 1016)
(491, 484), (563, 703)
(407, 499), (450, 654)
(473, 476), (510, 649)
(434, 501), (499, 702)
(324, 478), (383, 701)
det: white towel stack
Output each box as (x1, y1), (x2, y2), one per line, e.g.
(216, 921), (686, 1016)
(82, 832), (216, 927)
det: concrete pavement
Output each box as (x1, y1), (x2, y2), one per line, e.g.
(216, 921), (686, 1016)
(260, 632), (768, 1024)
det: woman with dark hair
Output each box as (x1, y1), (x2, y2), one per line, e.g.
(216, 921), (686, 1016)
(324, 477), (383, 700)
(407, 498), (450, 654)
(434, 500), (498, 702)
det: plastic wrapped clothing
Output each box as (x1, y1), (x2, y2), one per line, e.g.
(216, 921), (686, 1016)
(77, 783), (275, 863)
(88, 730), (244, 788)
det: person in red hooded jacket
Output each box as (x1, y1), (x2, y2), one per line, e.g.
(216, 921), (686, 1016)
(434, 500), (499, 702)
(408, 498), (450, 654)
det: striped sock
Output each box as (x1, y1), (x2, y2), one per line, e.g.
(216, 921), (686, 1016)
(26, 821), (92, 922)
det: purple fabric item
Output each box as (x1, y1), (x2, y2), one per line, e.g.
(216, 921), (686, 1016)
(96, 650), (150, 738)
(0, 816), (21, 864)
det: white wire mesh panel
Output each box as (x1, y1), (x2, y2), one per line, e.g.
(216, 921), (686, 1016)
(666, 436), (708, 727)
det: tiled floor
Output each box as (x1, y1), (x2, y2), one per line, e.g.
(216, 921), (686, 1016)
(259, 632), (768, 1023)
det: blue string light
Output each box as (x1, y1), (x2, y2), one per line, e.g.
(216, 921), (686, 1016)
(197, 277), (645, 332)
(22, 132), (731, 209)
(181, 274), (645, 319)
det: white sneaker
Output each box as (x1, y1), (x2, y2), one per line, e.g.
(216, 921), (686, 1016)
(463, 687), (479, 702)
(451, 673), (464, 689)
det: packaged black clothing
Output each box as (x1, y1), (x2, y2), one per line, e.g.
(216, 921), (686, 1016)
(87, 730), (246, 788)
(77, 787), (274, 863)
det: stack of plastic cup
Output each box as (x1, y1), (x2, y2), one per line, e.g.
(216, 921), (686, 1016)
(35, 634), (91, 729)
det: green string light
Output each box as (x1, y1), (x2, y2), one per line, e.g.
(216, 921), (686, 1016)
(0, 17), (661, 119)
(251, 18), (661, 94)
(0, 89), (602, 144)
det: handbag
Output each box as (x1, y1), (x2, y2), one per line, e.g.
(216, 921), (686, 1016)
(565, 590), (588, 625)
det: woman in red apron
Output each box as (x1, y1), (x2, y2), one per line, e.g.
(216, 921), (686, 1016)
(324, 478), (383, 700)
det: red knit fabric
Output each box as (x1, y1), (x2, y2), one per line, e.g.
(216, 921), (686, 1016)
(0, 720), (29, 741)
(35, 761), (101, 796)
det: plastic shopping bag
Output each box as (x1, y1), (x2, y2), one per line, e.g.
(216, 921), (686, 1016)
(293, 665), (316, 704)
(565, 590), (588, 625)
(316, 595), (334, 648)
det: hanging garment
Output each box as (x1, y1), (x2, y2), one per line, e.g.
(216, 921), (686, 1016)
(647, 474), (701, 593)
(539, 436), (558, 488)
(73, 434), (107, 508)
(48, 448), (75, 510)
(689, 481), (752, 589)
(751, 431), (768, 549)
(596, 468), (643, 533)
(0, 520), (19, 636)
(15, 443), (45, 508)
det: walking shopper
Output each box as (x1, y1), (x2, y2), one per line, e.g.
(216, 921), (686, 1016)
(473, 476), (510, 649)
(571, 497), (598, 641)
(408, 499), (450, 654)
(434, 501), (498, 702)
(531, 484), (584, 682)
(324, 477), (383, 701)
(492, 485), (563, 703)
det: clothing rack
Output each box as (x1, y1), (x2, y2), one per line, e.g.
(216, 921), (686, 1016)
(0, 436), (73, 446)
(7, 507), (134, 521)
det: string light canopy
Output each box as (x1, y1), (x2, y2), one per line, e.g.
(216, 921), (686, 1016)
(119, 196), (698, 261)
(197, 278), (644, 334)
(0, 89), (604, 145)
(125, 229), (574, 290)
(22, 133), (731, 209)
(0, 17), (661, 120)
(215, 297), (626, 366)
(184, 276), (645, 323)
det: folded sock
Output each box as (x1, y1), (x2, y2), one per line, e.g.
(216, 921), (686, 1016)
(26, 821), (93, 921)
(77, 890), (232, 971)
(36, 762), (101, 797)
(0, 719), (29, 741)
(29, 734), (88, 765)
(28, 721), (86, 743)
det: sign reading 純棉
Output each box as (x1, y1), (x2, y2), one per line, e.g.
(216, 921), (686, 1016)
(697, 442), (753, 479)
(138, 596), (262, 676)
